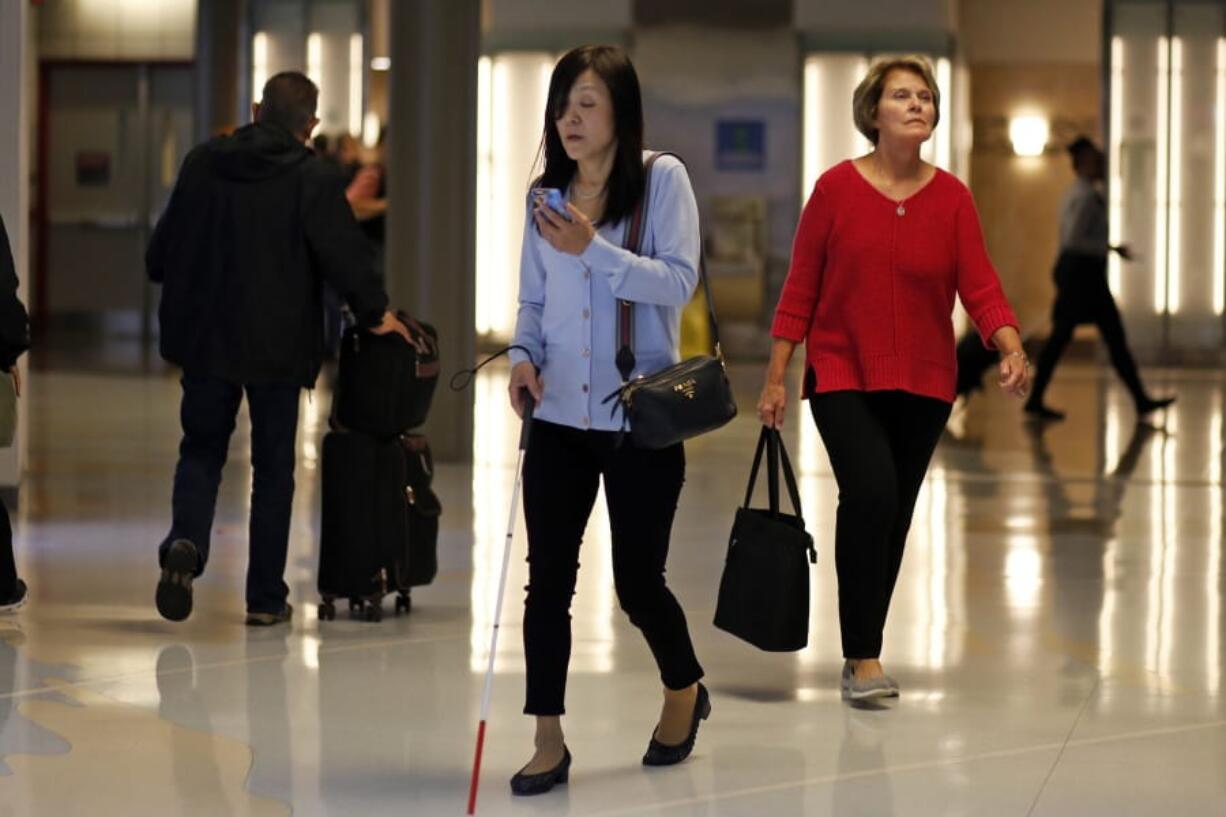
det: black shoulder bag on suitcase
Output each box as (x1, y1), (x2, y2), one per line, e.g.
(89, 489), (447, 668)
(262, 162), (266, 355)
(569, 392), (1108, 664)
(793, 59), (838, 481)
(604, 152), (737, 450)
(396, 433), (441, 589)
(334, 311), (440, 436)
(714, 426), (817, 652)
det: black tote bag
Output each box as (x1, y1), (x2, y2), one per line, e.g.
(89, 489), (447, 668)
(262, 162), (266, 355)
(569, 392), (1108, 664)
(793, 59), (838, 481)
(713, 426), (817, 652)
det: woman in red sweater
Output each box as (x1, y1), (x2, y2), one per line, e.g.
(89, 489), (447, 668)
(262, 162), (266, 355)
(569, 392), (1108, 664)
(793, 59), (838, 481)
(758, 56), (1030, 701)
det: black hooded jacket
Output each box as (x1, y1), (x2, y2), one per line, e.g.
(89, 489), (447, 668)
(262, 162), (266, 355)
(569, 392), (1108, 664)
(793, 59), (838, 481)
(0, 215), (30, 370)
(147, 122), (388, 387)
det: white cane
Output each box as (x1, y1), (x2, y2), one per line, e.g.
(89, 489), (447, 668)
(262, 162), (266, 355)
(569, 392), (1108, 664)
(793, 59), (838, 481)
(467, 395), (534, 815)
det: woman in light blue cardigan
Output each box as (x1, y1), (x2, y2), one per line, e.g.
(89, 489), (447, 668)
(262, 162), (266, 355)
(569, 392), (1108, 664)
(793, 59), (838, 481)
(505, 45), (710, 796)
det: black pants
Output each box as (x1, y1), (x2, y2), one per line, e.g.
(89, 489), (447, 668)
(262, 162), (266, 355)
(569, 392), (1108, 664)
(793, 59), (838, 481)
(1029, 252), (1147, 407)
(810, 391), (951, 659)
(0, 499), (13, 599)
(521, 419), (703, 715)
(159, 372), (301, 614)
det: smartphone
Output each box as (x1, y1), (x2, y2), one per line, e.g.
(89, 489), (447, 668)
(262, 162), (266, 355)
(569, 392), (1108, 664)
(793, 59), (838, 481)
(531, 187), (570, 219)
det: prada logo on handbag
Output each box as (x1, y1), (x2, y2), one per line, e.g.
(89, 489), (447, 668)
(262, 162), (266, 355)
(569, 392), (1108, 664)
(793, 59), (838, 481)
(673, 378), (698, 400)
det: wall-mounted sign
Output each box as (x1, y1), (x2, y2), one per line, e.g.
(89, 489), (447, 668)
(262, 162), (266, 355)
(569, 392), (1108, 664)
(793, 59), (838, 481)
(75, 151), (111, 187)
(715, 120), (765, 172)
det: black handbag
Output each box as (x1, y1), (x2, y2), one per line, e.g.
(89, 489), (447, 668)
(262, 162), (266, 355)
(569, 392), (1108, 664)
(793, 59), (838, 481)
(605, 152), (737, 450)
(334, 311), (440, 436)
(714, 426), (817, 652)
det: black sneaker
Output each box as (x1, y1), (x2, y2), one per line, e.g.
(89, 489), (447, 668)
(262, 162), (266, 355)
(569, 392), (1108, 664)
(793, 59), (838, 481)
(0, 578), (27, 613)
(245, 602), (293, 627)
(156, 539), (199, 622)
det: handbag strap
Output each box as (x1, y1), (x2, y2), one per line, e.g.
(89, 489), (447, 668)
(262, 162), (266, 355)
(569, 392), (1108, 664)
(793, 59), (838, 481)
(766, 426), (781, 516)
(743, 426), (806, 522)
(615, 151), (723, 384)
(774, 429), (805, 522)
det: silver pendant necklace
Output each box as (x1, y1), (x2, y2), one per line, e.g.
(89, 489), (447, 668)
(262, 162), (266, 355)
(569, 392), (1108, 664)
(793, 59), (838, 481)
(571, 183), (606, 201)
(896, 202), (906, 217)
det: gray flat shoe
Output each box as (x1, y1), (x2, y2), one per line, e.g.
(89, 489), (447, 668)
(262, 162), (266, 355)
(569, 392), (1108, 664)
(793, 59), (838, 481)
(884, 675), (900, 697)
(841, 661), (893, 701)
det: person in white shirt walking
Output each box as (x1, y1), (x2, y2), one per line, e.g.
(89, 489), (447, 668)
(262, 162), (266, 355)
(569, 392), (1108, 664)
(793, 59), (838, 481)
(1025, 136), (1174, 422)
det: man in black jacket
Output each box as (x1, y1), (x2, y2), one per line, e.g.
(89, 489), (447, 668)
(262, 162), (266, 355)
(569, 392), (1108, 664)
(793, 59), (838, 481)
(147, 72), (406, 625)
(0, 214), (29, 614)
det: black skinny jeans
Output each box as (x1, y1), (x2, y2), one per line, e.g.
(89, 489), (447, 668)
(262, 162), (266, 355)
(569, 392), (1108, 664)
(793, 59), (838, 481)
(810, 390), (951, 659)
(521, 419), (704, 716)
(1029, 252), (1147, 407)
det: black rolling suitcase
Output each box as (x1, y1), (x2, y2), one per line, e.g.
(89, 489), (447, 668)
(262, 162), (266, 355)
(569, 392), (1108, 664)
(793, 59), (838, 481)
(318, 430), (413, 621)
(317, 431), (442, 621)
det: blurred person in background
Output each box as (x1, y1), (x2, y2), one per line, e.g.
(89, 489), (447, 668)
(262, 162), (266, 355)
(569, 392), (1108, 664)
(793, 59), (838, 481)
(0, 214), (29, 614)
(1024, 136), (1174, 422)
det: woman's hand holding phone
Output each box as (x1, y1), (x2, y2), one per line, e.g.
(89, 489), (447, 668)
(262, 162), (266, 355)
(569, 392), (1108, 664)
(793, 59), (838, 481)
(533, 190), (595, 256)
(531, 187), (570, 219)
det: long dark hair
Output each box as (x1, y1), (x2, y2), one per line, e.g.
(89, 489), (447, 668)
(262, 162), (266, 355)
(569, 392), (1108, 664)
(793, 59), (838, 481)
(534, 45), (644, 227)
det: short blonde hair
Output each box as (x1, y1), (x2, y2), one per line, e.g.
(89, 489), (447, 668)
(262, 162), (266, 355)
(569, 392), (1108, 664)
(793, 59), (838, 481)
(852, 56), (940, 145)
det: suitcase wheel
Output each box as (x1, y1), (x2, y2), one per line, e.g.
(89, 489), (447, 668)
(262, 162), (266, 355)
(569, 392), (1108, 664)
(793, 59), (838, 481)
(348, 598), (363, 613)
(395, 593), (411, 616)
(364, 601), (383, 623)
(318, 601), (336, 621)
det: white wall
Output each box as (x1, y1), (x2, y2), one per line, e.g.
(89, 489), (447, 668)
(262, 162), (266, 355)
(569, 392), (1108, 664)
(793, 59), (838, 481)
(485, 0), (632, 32)
(960, 0), (1100, 65)
(38, 0), (196, 61)
(634, 26), (801, 318)
(794, 0), (956, 32)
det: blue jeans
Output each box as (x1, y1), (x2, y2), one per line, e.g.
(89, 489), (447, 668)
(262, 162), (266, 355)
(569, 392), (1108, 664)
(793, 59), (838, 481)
(159, 372), (300, 614)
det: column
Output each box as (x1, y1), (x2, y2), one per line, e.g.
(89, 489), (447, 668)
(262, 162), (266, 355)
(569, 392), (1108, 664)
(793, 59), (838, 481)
(386, 0), (480, 462)
(195, 0), (244, 141)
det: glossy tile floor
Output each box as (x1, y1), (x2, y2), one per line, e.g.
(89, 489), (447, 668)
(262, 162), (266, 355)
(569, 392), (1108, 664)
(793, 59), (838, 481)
(0, 356), (1223, 815)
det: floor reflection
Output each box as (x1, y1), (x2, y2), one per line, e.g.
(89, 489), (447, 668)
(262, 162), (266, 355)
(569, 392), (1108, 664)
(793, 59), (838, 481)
(0, 360), (1219, 814)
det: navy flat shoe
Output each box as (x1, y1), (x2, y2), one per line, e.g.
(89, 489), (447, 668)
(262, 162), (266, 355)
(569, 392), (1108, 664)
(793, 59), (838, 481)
(642, 683), (711, 766)
(510, 746), (570, 796)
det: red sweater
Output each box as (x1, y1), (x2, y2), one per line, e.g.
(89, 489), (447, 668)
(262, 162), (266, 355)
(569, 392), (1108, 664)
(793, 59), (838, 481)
(772, 160), (1018, 404)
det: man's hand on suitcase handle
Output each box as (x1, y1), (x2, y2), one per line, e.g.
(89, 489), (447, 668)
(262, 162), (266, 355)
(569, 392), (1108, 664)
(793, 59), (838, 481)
(370, 310), (427, 353)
